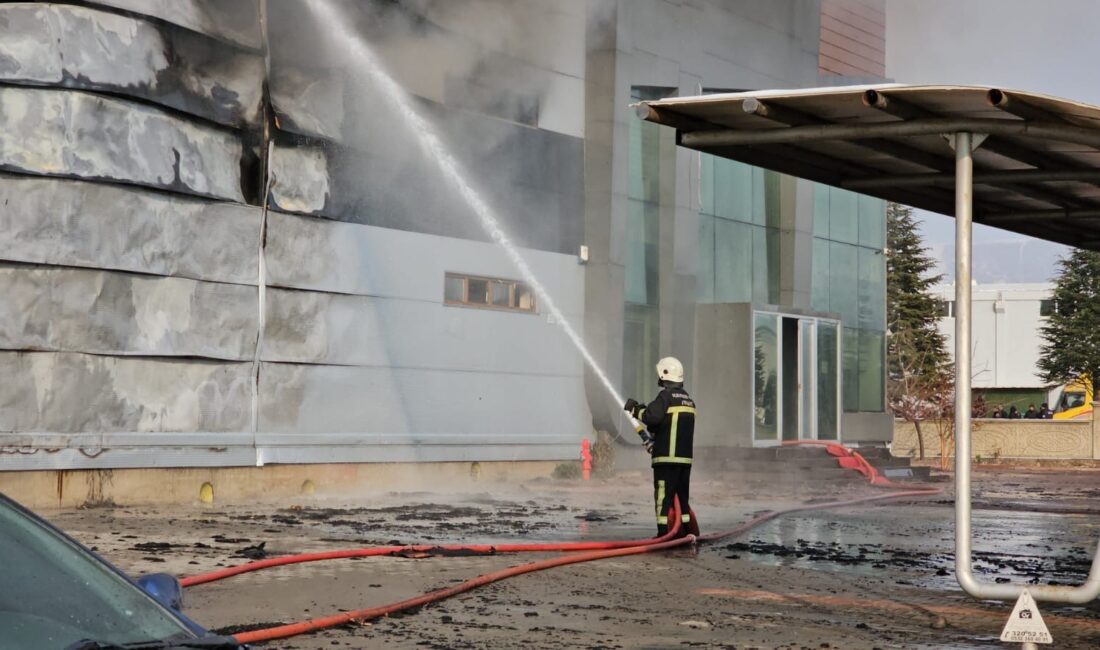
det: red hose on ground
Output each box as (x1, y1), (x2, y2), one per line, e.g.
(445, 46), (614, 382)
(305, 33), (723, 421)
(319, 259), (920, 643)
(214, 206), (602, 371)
(184, 443), (924, 588)
(181, 515), (685, 587)
(183, 443), (941, 644)
(232, 503), (688, 644)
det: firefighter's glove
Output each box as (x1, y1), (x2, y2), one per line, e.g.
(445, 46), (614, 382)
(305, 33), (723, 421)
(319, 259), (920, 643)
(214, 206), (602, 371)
(623, 398), (642, 418)
(641, 433), (654, 455)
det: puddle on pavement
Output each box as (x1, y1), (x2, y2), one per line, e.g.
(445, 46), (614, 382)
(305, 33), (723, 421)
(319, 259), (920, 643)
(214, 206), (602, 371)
(723, 504), (1099, 590)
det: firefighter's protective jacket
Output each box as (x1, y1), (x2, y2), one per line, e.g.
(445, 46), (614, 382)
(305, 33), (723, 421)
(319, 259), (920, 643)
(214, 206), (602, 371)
(639, 383), (696, 466)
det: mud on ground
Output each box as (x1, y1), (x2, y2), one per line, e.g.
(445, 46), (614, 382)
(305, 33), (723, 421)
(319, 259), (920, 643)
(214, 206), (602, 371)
(45, 466), (1100, 649)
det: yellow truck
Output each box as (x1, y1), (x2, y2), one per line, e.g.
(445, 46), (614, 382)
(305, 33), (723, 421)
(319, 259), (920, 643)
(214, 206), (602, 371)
(1052, 379), (1093, 420)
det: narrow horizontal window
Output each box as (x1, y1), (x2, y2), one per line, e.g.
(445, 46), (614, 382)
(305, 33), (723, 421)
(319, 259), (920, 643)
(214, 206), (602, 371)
(444, 273), (537, 313)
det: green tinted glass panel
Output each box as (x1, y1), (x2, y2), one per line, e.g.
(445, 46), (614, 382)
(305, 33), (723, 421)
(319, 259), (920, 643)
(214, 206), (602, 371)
(625, 199), (658, 305)
(813, 184), (830, 238)
(763, 170), (783, 228)
(623, 303), (659, 405)
(811, 238), (830, 313)
(858, 247), (886, 331)
(714, 219), (753, 303)
(753, 226), (780, 304)
(829, 187), (858, 244)
(700, 154), (715, 216)
(628, 108), (643, 201)
(754, 312), (779, 441)
(715, 158), (752, 222)
(752, 166), (767, 225)
(843, 327), (860, 412)
(829, 242), (859, 325)
(858, 330), (885, 411)
(817, 321), (839, 440)
(858, 194), (886, 248)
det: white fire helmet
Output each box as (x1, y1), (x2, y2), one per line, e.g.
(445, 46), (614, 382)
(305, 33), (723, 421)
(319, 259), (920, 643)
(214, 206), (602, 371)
(655, 357), (684, 383)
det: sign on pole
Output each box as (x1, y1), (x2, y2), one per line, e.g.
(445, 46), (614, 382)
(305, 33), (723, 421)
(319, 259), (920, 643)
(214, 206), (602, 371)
(1000, 589), (1052, 645)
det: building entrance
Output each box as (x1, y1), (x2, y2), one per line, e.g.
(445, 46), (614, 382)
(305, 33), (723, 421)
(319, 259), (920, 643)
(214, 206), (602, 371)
(753, 312), (840, 445)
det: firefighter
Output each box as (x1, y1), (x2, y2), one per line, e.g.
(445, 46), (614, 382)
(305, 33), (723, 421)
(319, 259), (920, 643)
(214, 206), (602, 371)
(623, 356), (699, 538)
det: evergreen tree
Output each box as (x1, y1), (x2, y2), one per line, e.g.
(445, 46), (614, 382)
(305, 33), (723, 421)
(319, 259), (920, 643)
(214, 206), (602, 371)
(886, 202), (949, 459)
(886, 202), (948, 379)
(1038, 249), (1100, 395)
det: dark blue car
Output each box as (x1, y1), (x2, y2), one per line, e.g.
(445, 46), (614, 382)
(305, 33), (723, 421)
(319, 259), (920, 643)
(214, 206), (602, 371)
(0, 492), (240, 649)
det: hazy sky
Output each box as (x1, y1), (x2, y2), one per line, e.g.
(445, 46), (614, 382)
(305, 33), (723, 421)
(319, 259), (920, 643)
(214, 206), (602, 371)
(885, 0), (1100, 284)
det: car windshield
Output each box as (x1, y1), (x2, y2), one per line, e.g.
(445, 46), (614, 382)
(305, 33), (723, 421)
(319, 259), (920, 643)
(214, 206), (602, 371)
(0, 496), (192, 649)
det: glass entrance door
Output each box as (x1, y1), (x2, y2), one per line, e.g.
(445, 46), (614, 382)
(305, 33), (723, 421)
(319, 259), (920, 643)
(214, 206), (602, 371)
(798, 319), (816, 440)
(753, 312), (841, 445)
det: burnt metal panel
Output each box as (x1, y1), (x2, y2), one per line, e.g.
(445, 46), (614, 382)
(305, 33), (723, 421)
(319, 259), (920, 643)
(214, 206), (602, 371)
(270, 66), (346, 140)
(0, 264), (257, 360)
(0, 4), (264, 128)
(0, 175), (260, 285)
(84, 0), (263, 51)
(333, 102), (585, 254)
(265, 91), (584, 255)
(0, 86), (245, 202)
(0, 352), (252, 432)
(269, 144), (330, 214)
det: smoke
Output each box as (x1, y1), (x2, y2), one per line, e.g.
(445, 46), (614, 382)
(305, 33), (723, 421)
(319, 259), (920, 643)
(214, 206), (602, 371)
(265, 0), (587, 252)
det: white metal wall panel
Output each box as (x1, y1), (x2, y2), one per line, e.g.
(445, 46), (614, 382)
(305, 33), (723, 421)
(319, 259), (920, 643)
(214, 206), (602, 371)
(264, 211), (585, 307)
(263, 287), (581, 375)
(258, 362), (587, 436)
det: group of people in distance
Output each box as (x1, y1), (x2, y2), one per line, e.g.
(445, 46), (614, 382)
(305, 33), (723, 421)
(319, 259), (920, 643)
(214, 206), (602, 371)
(989, 403), (1053, 419)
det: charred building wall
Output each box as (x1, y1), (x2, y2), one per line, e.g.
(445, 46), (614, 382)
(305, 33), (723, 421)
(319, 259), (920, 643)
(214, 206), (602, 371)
(0, 1), (889, 476)
(0, 0), (587, 471)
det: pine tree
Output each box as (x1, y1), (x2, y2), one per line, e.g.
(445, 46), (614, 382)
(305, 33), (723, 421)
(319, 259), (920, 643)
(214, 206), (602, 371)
(886, 202), (949, 459)
(1038, 249), (1100, 395)
(886, 202), (948, 378)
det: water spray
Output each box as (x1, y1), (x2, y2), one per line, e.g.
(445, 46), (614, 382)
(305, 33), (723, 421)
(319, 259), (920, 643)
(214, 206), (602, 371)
(309, 0), (642, 433)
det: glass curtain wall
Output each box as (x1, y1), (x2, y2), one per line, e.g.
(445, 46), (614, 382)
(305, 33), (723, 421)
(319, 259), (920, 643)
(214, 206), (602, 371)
(698, 154), (781, 304)
(816, 321), (839, 439)
(811, 186), (886, 413)
(624, 87), (672, 401)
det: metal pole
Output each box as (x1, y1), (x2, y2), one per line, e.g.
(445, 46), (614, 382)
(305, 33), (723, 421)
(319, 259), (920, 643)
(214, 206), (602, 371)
(954, 131), (977, 595)
(953, 132), (1100, 603)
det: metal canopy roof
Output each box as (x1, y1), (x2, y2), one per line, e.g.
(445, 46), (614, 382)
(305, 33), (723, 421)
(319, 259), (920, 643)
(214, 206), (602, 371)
(637, 84), (1100, 250)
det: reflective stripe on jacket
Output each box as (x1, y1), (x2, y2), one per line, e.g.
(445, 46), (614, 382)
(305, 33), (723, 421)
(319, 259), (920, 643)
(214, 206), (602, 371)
(640, 383), (696, 465)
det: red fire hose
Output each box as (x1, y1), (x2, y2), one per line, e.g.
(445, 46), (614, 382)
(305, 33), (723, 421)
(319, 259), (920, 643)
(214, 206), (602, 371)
(181, 442), (941, 645)
(181, 515), (687, 588)
(231, 502), (688, 644)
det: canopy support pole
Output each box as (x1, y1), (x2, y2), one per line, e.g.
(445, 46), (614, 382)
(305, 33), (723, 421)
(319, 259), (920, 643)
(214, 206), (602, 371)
(952, 131), (1100, 604)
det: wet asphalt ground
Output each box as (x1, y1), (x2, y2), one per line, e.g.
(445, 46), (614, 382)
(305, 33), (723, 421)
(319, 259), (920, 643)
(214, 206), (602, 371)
(43, 465), (1100, 649)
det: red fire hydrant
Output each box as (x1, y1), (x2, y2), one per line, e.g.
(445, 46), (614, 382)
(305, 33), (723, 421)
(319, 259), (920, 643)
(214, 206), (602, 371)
(580, 438), (592, 481)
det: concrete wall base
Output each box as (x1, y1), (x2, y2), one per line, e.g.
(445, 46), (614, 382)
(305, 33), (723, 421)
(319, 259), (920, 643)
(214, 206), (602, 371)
(893, 419), (1093, 460)
(0, 461), (559, 510)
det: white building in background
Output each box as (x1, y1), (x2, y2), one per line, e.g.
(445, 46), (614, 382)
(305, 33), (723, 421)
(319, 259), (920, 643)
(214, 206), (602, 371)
(934, 283), (1055, 406)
